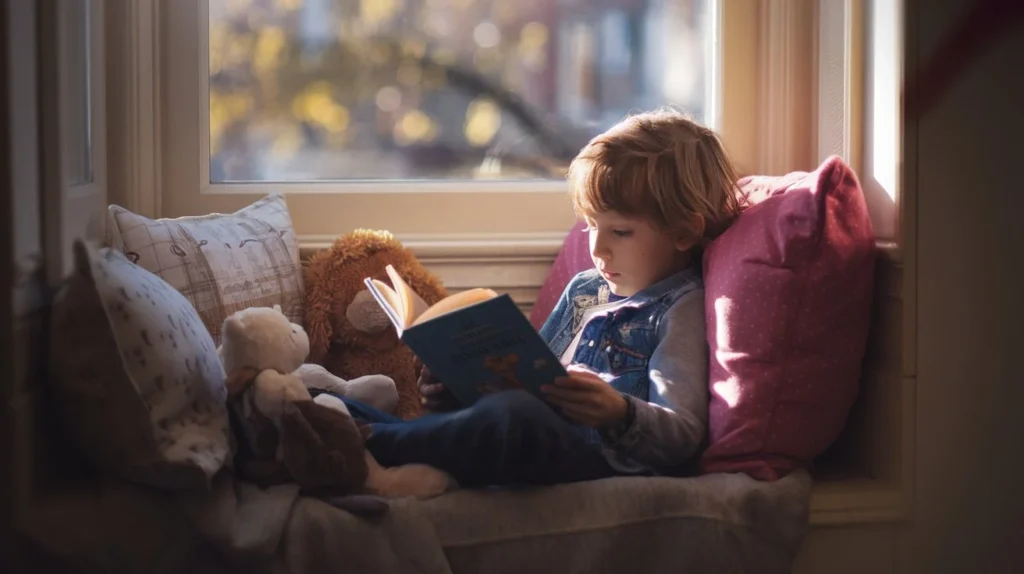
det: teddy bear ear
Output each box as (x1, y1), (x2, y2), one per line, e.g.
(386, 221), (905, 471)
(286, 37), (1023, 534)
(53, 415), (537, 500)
(222, 315), (244, 340)
(273, 304), (283, 314)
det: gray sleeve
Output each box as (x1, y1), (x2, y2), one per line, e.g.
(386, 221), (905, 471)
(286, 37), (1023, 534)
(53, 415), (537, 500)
(603, 289), (709, 470)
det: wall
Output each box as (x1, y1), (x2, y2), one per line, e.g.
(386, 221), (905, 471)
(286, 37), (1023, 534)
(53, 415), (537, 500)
(903, 0), (1023, 570)
(1, 0), (49, 568)
(0, 0), (14, 562)
(797, 0), (1024, 572)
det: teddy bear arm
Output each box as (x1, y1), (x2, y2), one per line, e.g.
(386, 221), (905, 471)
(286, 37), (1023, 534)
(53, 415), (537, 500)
(344, 375), (399, 413)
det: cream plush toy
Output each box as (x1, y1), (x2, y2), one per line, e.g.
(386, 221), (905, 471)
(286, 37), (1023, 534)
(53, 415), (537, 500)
(219, 305), (453, 502)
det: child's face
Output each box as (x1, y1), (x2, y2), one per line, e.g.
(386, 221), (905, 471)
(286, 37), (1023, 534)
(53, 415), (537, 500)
(584, 211), (694, 297)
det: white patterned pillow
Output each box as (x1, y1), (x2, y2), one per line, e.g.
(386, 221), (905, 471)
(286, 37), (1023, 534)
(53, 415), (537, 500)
(50, 240), (232, 489)
(104, 193), (304, 345)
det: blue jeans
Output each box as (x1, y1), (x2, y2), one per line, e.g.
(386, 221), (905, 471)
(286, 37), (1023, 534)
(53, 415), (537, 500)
(340, 390), (618, 488)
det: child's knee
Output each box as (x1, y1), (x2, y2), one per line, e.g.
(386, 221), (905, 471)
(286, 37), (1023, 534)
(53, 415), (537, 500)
(476, 390), (555, 425)
(479, 389), (540, 410)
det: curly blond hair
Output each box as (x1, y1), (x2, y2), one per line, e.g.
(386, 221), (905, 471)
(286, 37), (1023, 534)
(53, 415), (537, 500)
(567, 108), (745, 242)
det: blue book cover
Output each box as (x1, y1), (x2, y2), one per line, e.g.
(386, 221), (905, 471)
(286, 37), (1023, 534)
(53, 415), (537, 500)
(363, 265), (567, 407)
(401, 294), (567, 406)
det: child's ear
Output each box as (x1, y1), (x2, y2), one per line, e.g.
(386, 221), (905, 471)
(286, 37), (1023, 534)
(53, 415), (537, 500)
(675, 215), (705, 251)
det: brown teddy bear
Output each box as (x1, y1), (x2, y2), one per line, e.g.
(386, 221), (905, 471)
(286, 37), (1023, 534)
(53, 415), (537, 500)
(304, 229), (448, 420)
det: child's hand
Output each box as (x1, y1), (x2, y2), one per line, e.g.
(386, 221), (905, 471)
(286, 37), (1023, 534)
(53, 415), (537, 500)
(415, 358), (460, 413)
(541, 365), (628, 428)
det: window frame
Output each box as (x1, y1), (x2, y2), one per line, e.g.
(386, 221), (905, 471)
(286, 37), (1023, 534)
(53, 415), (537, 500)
(110, 0), (831, 243)
(138, 0), (888, 242)
(40, 0), (108, 283)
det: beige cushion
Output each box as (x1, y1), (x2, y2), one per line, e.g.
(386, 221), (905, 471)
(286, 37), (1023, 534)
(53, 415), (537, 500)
(104, 193), (304, 344)
(270, 471), (812, 574)
(423, 472), (812, 574)
(49, 240), (232, 489)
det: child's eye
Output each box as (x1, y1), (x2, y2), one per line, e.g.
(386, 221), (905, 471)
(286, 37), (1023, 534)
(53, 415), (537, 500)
(612, 229), (633, 237)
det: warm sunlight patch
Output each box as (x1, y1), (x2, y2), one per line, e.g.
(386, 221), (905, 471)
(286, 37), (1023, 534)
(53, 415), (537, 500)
(714, 296), (733, 347)
(712, 377), (742, 408)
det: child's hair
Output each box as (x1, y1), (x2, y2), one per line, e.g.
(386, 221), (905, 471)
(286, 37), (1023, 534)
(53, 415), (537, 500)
(567, 108), (744, 242)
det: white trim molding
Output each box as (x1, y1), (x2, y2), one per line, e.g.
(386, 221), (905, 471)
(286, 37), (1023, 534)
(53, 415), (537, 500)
(299, 231), (569, 315)
(756, 0), (817, 176)
(105, 0), (161, 217)
(817, 0), (864, 174)
(105, 0), (162, 218)
(298, 231), (568, 260)
(716, 0), (819, 177)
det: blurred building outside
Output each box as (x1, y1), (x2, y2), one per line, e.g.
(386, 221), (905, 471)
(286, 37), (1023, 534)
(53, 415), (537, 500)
(208, 0), (711, 183)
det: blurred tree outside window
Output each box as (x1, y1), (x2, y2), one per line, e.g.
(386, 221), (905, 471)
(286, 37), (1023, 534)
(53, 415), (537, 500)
(208, 0), (711, 183)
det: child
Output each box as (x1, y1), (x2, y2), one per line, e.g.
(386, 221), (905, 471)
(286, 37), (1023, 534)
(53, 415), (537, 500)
(342, 109), (744, 488)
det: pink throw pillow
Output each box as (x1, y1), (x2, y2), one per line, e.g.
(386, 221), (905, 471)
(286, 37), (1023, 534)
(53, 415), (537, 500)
(529, 220), (593, 329)
(700, 156), (876, 480)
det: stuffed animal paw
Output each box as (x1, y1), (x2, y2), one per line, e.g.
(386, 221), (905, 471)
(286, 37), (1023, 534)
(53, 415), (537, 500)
(364, 455), (457, 500)
(295, 363), (399, 414)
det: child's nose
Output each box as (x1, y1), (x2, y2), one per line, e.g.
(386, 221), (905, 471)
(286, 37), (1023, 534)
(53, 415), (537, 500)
(590, 234), (611, 260)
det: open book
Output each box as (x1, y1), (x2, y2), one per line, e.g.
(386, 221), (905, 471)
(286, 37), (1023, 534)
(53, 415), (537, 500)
(364, 265), (567, 407)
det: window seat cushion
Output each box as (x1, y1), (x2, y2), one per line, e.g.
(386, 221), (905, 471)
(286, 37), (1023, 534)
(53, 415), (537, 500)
(18, 470), (812, 574)
(420, 470), (812, 574)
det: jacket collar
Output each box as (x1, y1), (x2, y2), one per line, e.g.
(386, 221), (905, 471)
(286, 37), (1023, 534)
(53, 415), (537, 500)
(617, 263), (702, 305)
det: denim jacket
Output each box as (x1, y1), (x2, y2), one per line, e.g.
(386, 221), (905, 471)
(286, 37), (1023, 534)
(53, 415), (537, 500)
(539, 265), (709, 474)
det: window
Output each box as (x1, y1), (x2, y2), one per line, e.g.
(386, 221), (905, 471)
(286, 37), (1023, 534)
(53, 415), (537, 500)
(152, 0), (741, 243)
(207, 0), (713, 184)
(117, 0), (885, 244)
(861, 0), (902, 239)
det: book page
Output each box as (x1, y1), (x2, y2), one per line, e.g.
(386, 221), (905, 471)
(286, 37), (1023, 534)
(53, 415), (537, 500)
(363, 278), (406, 334)
(384, 265), (430, 328)
(412, 288), (498, 327)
